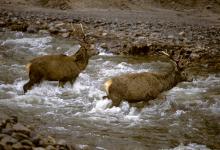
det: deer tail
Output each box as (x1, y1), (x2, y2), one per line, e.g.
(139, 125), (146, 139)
(25, 63), (32, 73)
(104, 79), (112, 95)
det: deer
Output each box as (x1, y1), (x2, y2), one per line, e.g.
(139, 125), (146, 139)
(23, 24), (97, 93)
(103, 51), (192, 107)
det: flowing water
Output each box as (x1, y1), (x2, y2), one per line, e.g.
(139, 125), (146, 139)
(0, 31), (219, 150)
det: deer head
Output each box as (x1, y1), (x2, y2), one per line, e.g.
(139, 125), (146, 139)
(160, 50), (192, 82)
(71, 23), (98, 57)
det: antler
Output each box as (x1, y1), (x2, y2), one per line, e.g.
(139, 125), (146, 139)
(160, 50), (189, 71)
(71, 23), (88, 44)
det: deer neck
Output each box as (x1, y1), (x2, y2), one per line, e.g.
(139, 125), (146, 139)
(71, 47), (89, 71)
(157, 63), (181, 90)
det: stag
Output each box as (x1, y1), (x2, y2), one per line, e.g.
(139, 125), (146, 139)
(103, 51), (191, 107)
(23, 24), (97, 93)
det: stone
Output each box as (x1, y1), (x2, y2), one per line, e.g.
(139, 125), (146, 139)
(12, 132), (29, 141)
(102, 32), (107, 36)
(179, 31), (185, 36)
(39, 30), (50, 35)
(10, 23), (28, 32)
(1, 128), (13, 135)
(46, 145), (56, 150)
(59, 28), (68, 33)
(20, 139), (33, 146)
(57, 139), (67, 146)
(27, 25), (39, 33)
(12, 123), (31, 136)
(49, 26), (59, 34)
(0, 21), (6, 27)
(0, 136), (18, 145)
(100, 43), (108, 49)
(55, 22), (65, 28)
(33, 147), (46, 150)
(41, 136), (56, 146)
(62, 32), (70, 38)
(12, 142), (24, 150)
(0, 134), (8, 140)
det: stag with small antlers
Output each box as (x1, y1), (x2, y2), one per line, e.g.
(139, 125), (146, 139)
(23, 23), (97, 93)
(103, 51), (192, 107)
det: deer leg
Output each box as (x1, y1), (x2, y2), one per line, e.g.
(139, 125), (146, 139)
(58, 81), (66, 88)
(111, 99), (122, 107)
(23, 74), (42, 93)
(69, 78), (76, 86)
(23, 80), (34, 93)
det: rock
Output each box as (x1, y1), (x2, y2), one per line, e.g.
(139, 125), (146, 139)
(27, 25), (39, 33)
(206, 5), (212, 9)
(10, 23), (28, 32)
(12, 123), (31, 136)
(1, 128), (13, 135)
(62, 32), (70, 38)
(39, 30), (50, 35)
(179, 31), (185, 36)
(20, 139), (33, 146)
(49, 26), (59, 34)
(46, 145), (56, 150)
(57, 139), (67, 146)
(0, 134), (8, 140)
(12, 132), (29, 141)
(102, 32), (107, 36)
(55, 22), (65, 28)
(31, 134), (42, 146)
(0, 21), (6, 27)
(10, 116), (18, 124)
(12, 142), (24, 150)
(0, 135), (18, 145)
(33, 147), (45, 150)
(41, 136), (56, 147)
(100, 43), (108, 49)
(59, 28), (68, 33)
(36, 21), (41, 25)
(190, 53), (200, 60)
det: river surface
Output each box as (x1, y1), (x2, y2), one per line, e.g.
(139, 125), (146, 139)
(0, 31), (219, 150)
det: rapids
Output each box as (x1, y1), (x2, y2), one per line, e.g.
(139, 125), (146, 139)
(0, 31), (219, 149)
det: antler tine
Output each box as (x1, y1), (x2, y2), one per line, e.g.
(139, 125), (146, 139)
(70, 23), (85, 44)
(79, 23), (88, 43)
(160, 51), (170, 57)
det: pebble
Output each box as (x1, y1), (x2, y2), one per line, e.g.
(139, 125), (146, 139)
(62, 32), (70, 38)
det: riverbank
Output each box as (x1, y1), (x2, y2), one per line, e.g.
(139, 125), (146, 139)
(0, 116), (75, 149)
(0, 3), (220, 69)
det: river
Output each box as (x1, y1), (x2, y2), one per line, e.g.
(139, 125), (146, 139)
(0, 31), (219, 150)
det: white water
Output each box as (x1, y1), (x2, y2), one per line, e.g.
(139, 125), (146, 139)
(0, 31), (219, 149)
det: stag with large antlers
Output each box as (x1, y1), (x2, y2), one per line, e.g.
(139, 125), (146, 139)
(103, 51), (192, 107)
(23, 24), (97, 93)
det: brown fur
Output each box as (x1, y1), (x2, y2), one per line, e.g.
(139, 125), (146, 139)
(23, 44), (95, 93)
(104, 56), (190, 107)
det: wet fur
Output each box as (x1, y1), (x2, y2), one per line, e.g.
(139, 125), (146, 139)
(104, 60), (188, 107)
(23, 46), (91, 93)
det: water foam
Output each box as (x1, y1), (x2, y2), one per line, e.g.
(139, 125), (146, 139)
(167, 143), (211, 150)
(2, 36), (52, 55)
